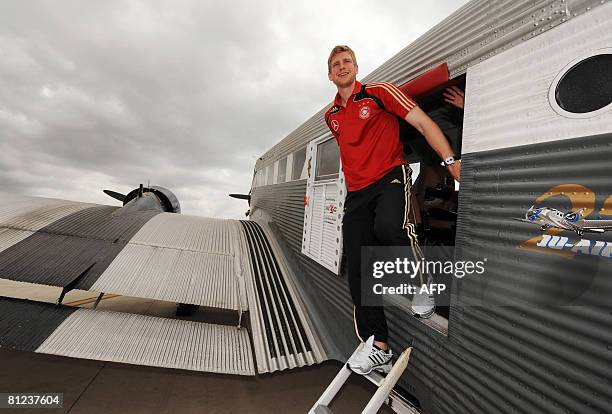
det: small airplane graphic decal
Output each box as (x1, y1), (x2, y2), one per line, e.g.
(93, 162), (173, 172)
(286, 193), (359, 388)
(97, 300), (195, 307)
(516, 206), (612, 236)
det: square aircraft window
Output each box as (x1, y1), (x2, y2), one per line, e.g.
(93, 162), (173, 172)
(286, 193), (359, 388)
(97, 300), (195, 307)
(277, 157), (287, 183)
(292, 148), (307, 180)
(315, 139), (340, 181)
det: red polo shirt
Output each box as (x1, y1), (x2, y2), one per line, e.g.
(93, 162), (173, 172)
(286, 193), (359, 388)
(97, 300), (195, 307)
(324, 81), (417, 192)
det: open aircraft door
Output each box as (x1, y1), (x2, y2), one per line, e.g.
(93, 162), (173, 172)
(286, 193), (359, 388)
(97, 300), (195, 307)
(301, 134), (346, 275)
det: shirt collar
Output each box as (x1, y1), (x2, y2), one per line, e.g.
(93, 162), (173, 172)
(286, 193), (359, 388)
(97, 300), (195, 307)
(333, 80), (362, 106)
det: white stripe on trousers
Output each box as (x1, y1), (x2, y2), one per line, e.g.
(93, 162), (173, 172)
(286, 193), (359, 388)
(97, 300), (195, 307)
(401, 165), (426, 286)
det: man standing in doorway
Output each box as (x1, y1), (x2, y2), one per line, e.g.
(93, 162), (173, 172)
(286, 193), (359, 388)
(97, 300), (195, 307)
(324, 45), (460, 374)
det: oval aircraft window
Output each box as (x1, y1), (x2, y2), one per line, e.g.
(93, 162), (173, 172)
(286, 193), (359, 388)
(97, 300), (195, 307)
(549, 50), (612, 119)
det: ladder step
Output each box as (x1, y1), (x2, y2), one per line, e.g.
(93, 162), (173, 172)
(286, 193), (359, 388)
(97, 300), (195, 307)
(309, 346), (413, 414)
(364, 371), (385, 387)
(362, 348), (412, 413)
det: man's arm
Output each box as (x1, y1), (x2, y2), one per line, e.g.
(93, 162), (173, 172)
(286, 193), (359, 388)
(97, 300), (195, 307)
(404, 106), (460, 181)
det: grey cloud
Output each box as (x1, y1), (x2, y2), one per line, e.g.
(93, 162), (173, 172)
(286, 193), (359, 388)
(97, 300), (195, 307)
(0, 0), (468, 218)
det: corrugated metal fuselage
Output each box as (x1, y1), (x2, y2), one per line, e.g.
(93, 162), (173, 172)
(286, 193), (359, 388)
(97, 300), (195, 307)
(249, 1), (612, 412)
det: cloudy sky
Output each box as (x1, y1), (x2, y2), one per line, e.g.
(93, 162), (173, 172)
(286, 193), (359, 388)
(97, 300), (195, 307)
(0, 0), (468, 219)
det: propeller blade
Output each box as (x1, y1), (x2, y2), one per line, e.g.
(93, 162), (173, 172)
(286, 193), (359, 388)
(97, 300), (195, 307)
(103, 189), (126, 202)
(229, 193), (251, 201)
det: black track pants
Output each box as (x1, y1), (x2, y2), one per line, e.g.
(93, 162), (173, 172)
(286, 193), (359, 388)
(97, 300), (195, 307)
(342, 165), (419, 343)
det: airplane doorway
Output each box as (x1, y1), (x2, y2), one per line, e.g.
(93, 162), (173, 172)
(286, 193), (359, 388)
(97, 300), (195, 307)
(401, 74), (466, 320)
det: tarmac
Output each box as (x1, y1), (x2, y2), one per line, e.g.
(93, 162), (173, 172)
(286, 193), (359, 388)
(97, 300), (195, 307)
(0, 279), (394, 413)
(0, 349), (394, 413)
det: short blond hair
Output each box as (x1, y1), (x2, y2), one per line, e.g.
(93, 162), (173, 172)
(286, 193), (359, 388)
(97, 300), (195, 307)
(327, 45), (357, 73)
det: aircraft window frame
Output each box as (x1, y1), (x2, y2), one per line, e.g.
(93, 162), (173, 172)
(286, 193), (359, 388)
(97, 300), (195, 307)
(256, 149), (306, 188)
(548, 48), (612, 119)
(277, 157), (287, 184)
(292, 147), (307, 181)
(314, 138), (340, 182)
(256, 169), (264, 187)
(272, 161), (279, 185)
(253, 170), (259, 188)
(285, 153), (294, 183)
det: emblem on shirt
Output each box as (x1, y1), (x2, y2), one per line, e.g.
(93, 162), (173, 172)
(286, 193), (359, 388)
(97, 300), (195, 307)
(359, 105), (370, 119)
(331, 119), (339, 132)
(329, 105), (340, 114)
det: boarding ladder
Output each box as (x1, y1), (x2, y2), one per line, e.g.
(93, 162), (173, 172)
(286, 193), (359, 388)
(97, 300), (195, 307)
(309, 344), (417, 414)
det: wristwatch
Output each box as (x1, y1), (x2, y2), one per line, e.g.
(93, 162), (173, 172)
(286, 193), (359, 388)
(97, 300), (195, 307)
(441, 155), (456, 166)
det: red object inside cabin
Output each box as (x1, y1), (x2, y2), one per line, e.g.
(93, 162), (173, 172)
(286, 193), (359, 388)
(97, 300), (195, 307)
(398, 62), (450, 99)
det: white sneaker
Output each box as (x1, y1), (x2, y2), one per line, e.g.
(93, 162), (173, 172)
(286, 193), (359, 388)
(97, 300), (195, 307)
(347, 335), (393, 375)
(410, 288), (435, 319)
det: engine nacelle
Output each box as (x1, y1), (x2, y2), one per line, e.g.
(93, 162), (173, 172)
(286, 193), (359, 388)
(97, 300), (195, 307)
(123, 185), (181, 213)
